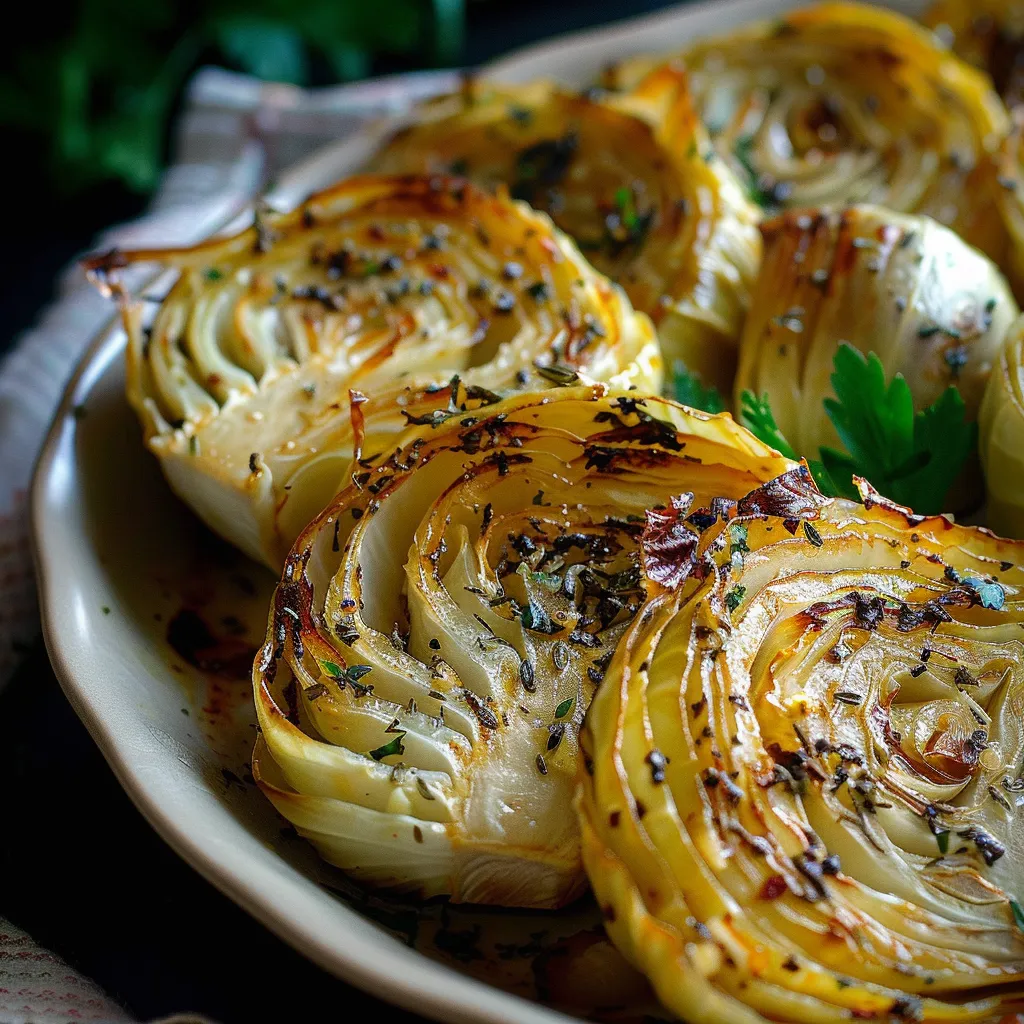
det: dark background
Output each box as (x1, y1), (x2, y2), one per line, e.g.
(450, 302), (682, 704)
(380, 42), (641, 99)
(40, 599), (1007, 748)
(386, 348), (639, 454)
(0, 1), (684, 1021)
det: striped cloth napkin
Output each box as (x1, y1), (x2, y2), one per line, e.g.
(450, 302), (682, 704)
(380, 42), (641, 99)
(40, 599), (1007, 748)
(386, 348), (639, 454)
(0, 63), (456, 1024)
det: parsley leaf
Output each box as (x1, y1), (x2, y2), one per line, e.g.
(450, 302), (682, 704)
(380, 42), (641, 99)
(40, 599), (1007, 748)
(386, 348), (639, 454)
(822, 345), (975, 512)
(673, 362), (725, 414)
(739, 392), (798, 460)
(899, 386), (975, 511)
(739, 391), (839, 492)
(740, 345), (975, 514)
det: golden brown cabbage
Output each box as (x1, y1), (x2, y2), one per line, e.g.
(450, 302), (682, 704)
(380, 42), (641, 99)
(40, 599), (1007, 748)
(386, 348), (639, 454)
(579, 469), (1024, 1023)
(84, 175), (661, 568)
(981, 311), (1024, 537)
(252, 386), (793, 907)
(734, 205), (1018, 494)
(992, 124), (1024, 303)
(923, 0), (1024, 109)
(606, 2), (1010, 262)
(376, 68), (762, 392)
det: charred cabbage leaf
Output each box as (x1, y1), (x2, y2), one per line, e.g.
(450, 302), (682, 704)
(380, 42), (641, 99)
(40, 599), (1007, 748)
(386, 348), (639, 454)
(606, 2), (1010, 264)
(251, 386), (793, 907)
(377, 68), (761, 393)
(84, 174), (662, 567)
(580, 470), (1024, 1022)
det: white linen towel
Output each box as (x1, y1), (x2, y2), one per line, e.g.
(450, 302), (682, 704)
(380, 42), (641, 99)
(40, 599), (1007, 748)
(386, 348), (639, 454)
(0, 63), (456, 1024)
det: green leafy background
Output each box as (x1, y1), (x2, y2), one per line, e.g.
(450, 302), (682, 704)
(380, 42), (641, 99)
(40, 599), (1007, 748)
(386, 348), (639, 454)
(6, 0), (464, 194)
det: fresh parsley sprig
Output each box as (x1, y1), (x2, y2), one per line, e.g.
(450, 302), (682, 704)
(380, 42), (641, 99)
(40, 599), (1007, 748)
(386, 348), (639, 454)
(672, 362), (725, 415)
(740, 345), (975, 515)
(737, 392), (798, 461)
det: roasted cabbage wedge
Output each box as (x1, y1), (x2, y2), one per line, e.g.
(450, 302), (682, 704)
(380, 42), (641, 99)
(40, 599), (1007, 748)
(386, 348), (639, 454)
(376, 68), (761, 392)
(251, 386), (793, 907)
(579, 468), (1024, 1023)
(84, 174), (662, 568)
(735, 205), (1019, 480)
(993, 125), (1024, 303)
(923, 0), (1024, 109)
(605, 2), (1010, 262)
(981, 311), (1024, 538)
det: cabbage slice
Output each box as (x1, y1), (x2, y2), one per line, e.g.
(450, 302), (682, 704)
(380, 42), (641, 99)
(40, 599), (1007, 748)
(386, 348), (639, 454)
(580, 470), (1024, 1021)
(606, 2), (1010, 264)
(378, 69), (761, 392)
(85, 175), (662, 567)
(252, 386), (792, 907)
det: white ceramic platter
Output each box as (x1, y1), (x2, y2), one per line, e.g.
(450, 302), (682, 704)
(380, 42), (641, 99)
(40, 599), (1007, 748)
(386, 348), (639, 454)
(32, 1), (925, 1022)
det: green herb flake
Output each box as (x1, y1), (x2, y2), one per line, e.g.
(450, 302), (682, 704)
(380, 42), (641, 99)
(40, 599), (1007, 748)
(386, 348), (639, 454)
(803, 521), (823, 547)
(725, 586), (746, 613)
(1011, 899), (1024, 931)
(936, 830), (950, 854)
(368, 732), (406, 761)
(614, 186), (638, 230)
(521, 597), (554, 632)
(964, 576), (1006, 611)
(733, 136), (776, 209)
(517, 563), (561, 592)
(554, 697), (574, 719)
(203, 267), (223, 282)
(729, 523), (749, 554)
(729, 523), (749, 570)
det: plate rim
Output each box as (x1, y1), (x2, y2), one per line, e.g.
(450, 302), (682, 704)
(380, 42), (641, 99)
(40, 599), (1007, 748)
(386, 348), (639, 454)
(31, 314), (585, 1024)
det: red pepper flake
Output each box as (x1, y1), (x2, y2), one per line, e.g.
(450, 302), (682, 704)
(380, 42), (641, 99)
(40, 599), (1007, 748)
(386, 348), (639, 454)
(760, 875), (788, 900)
